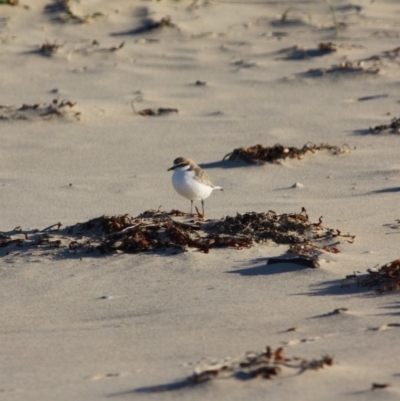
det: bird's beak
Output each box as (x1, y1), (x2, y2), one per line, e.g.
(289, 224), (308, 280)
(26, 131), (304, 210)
(167, 166), (175, 171)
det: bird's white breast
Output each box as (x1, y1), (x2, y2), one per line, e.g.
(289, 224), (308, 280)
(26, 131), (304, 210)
(172, 169), (214, 201)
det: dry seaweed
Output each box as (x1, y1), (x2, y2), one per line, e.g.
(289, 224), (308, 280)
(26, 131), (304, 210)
(108, 41), (125, 52)
(40, 41), (61, 56)
(188, 346), (333, 384)
(114, 16), (175, 36)
(0, 208), (354, 261)
(279, 42), (363, 60)
(278, 44), (336, 60)
(130, 96), (178, 117)
(137, 108), (178, 117)
(111, 16), (176, 36)
(303, 61), (380, 77)
(133, 16), (174, 34)
(318, 42), (338, 52)
(98, 210), (252, 254)
(66, 40), (125, 57)
(369, 116), (400, 134)
(223, 143), (347, 164)
(360, 259), (400, 294)
(371, 383), (390, 390)
(0, 99), (81, 121)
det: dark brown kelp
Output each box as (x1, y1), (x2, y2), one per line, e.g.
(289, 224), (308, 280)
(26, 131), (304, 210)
(0, 208), (354, 260)
(361, 259), (400, 293)
(223, 143), (346, 164)
(187, 346), (333, 384)
(369, 117), (400, 134)
(0, 99), (81, 121)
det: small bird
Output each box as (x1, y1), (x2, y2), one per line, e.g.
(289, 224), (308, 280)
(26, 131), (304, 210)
(168, 157), (223, 216)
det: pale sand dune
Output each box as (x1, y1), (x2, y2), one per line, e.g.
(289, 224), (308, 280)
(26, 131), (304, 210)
(1, 0), (400, 400)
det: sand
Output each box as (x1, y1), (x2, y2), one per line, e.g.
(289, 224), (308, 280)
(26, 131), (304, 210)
(1, 0), (400, 400)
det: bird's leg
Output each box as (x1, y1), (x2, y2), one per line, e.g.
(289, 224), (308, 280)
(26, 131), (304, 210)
(191, 200), (193, 215)
(201, 199), (205, 217)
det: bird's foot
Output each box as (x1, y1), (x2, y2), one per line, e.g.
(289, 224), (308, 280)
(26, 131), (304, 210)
(194, 206), (205, 221)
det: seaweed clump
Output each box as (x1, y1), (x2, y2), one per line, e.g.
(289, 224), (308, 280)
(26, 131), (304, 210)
(98, 208), (354, 258)
(223, 143), (346, 164)
(361, 259), (400, 294)
(369, 117), (400, 135)
(0, 208), (354, 260)
(188, 346), (333, 384)
(0, 99), (81, 121)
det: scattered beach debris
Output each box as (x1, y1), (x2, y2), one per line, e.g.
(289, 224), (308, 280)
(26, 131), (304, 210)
(371, 383), (390, 390)
(131, 99), (178, 117)
(65, 40), (125, 58)
(285, 327), (297, 332)
(98, 295), (113, 300)
(302, 61), (380, 77)
(223, 143), (347, 164)
(290, 42), (362, 56)
(278, 43), (342, 60)
(135, 346), (333, 391)
(233, 59), (257, 68)
(0, 99), (81, 121)
(44, 0), (103, 23)
(205, 207), (354, 259)
(369, 116), (400, 134)
(108, 41), (125, 51)
(313, 308), (349, 318)
(330, 308), (348, 314)
(136, 16), (175, 33)
(137, 107), (178, 117)
(40, 40), (61, 56)
(318, 42), (338, 52)
(112, 16), (176, 36)
(342, 259), (400, 293)
(188, 346), (333, 384)
(291, 182), (304, 189)
(382, 46), (400, 60)
(368, 46), (400, 64)
(0, 208), (354, 260)
(195, 80), (207, 86)
(360, 259), (400, 294)
(328, 308), (349, 316)
(367, 323), (400, 332)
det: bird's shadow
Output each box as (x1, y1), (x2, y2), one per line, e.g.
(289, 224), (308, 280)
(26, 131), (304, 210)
(199, 160), (259, 170)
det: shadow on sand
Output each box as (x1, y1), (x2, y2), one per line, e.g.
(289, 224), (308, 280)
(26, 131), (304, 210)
(226, 256), (317, 276)
(199, 159), (255, 170)
(367, 186), (400, 194)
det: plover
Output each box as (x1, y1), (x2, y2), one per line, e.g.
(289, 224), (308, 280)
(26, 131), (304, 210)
(168, 157), (223, 216)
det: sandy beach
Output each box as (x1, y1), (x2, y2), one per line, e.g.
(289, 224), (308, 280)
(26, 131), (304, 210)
(1, 0), (400, 400)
